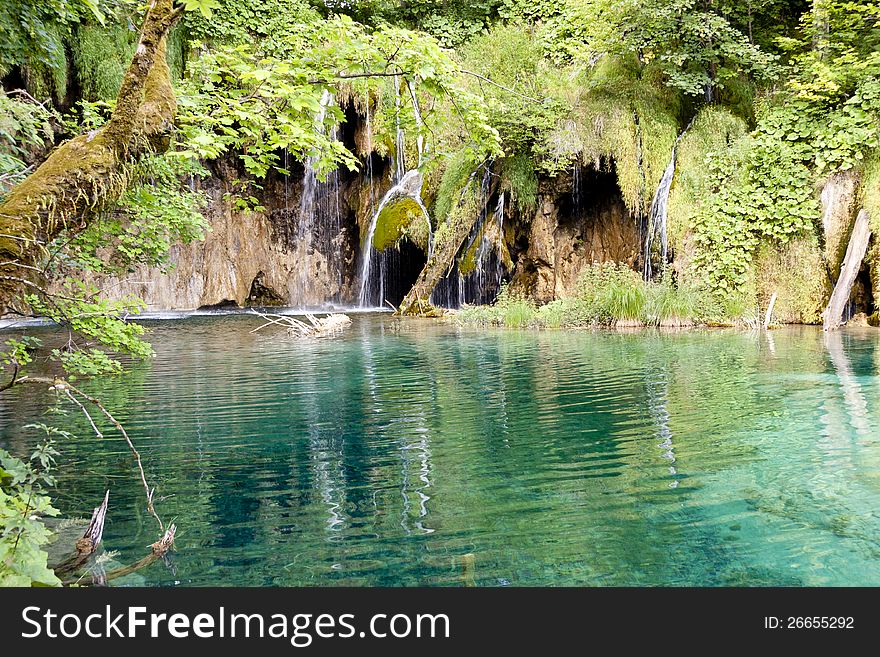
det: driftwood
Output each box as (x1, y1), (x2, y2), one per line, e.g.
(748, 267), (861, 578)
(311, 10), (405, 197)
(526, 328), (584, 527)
(52, 491), (110, 577)
(62, 524), (177, 587)
(52, 490), (177, 586)
(823, 209), (872, 331)
(250, 311), (352, 336)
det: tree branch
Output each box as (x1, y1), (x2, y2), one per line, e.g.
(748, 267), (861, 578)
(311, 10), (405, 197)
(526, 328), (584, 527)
(17, 376), (165, 533)
(459, 69), (543, 103)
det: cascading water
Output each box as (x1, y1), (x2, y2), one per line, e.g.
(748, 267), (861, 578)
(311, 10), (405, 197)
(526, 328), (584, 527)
(643, 154), (675, 280)
(289, 91), (345, 307)
(431, 167), (506, 308)
(357, 76), (432, 308)
(493, 192), (505, 288)
(643, 122), (692, 280)
(358, 170), (429, 307)
(393, 76), (406, 181)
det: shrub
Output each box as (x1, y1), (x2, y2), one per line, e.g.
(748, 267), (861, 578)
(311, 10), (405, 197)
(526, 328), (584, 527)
(458, 262), (714, 328)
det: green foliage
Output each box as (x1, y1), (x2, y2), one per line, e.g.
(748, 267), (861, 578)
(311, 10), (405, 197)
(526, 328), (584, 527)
(0, 89), (58, 195)
(863, 153), (880, 235)
(666, 106), (748, 252)
(561, 55), (680, 213)
(458, 25), (567, 159)
(0, 0), (105, 90)
(71, 22), (137, 101)
(177, 44), (354, 178)
(352, 0), (499, 47)
(750, 238), (829, 325)
(434, 149), (482, 223)
(685, 2), (880, 301)
(0, 428), (63, 587)
(64, 155), (210, 274)
(178, 17), (500, 179)
(1, 336), (41, 372)
(499, 153), (538, 213)
(578, 0), (780, 97)
(458, 283), (537, 327)
(26, 280), (153, 378)
(459, 262), (705, 328)
(185, 0), (319, 53)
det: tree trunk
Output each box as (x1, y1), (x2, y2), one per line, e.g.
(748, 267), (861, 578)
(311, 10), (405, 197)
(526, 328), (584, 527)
(398, 176), (492, 314)
(0, 0), (180, 316)
(823, 209), (872, 331)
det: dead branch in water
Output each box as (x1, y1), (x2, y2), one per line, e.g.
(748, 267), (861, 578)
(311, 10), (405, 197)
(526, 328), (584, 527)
(250, 310), (352, 337)
(62, 524), (177, 587)
(17, 376), (165, 532)
(53, 490), (110, 577)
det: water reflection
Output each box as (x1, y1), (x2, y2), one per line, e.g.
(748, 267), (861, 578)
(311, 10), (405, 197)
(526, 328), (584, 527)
(2, 318), (880, 586)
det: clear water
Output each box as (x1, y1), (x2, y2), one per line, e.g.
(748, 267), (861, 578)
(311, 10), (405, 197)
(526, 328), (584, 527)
(2, 315), (880, 587)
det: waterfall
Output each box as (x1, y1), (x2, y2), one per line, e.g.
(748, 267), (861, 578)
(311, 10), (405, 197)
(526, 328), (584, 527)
(494, 192), (505, 288)
(643, 122), (692, 280)
(290, 90), (344, 307)
(406, 77), (425, 165)
(393, 76), (406, 181)
(432, 168), (506, 308)
(357, 170), (429, 307)
(358, 76), (433, 308)
(643, 154), (675, 280)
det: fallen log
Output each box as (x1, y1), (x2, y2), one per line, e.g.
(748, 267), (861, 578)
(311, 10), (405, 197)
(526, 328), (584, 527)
(398, 169), (495, 315)
(0, 0), (181, 316)
(250, 311), (352, 336)
(62, 524), (177, 587)
(52, 491), (109, 577)
(823, 209), (872, 331)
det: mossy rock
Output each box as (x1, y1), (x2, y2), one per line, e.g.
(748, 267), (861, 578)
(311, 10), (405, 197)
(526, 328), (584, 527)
(372, 197), (426, 251)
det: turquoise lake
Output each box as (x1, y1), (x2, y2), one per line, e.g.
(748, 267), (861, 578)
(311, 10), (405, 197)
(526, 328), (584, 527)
(2, 314), (880, 586)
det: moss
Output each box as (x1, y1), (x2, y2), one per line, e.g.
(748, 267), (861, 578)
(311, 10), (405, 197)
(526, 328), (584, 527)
(551, 56), (682, 215)
(399, 176), (482, 313)
(166, 22), (188, 81)
(372, 197), (426, 251)
(23, 57), (67, 105)
(71, 24), (138, 102)
(458, 231), (480, 275)
(751, 238), (829, 324)
(499, 153), (537, 213)
(21, 22), (67, 104)
(0, 1), (179, 314)
(434, 149), (480, 223)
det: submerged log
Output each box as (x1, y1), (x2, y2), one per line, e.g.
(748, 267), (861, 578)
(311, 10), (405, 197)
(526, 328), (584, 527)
(823, 209), (872, 331)
(53, 491), (110, 577)
(62, 524), (177, 587)
(52, 489), (176, 586)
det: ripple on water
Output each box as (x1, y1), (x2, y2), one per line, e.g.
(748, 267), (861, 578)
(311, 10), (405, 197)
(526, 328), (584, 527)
(3, 318), (880, 585)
